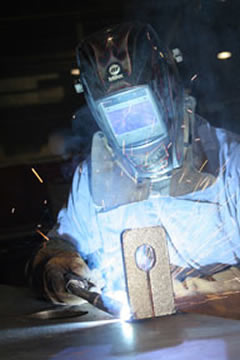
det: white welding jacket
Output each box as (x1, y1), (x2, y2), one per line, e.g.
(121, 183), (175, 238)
(53, 116), (240, 293)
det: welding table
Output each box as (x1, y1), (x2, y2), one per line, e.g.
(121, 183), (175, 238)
(0, 284), (240, 360)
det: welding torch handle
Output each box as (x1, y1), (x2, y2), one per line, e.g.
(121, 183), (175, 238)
(65, 278), (122, 318)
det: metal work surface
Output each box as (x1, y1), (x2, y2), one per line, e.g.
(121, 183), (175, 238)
(1, 285), (240, 359)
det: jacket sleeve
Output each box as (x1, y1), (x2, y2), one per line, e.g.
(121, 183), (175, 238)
(224, 141), (240, 245)
(26, 160), (97, 294)
(49, 161), (94, 255)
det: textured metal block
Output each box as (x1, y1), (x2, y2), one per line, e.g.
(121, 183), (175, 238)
(121, 226), (175, 320)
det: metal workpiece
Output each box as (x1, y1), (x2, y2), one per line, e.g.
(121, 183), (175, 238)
(1, 285), (240, 360)
(121, 226), (175, 320)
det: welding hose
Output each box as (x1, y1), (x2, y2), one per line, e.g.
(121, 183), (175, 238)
(65, 273), (123, 317)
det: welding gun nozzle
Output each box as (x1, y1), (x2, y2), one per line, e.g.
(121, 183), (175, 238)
(65, 277), (122, 318)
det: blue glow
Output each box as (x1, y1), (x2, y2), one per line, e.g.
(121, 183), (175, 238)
(120, 321), (134, 340)
(104, 290), (132, 321)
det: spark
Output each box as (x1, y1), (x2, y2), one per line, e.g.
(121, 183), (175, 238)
(31, 167), (43, 183)
(43, 199), (47, 205)
(134, 173), (138, 184)
(11, 207), (15, 214)
(217, 158), (230, 175)
(178, 171), (185, 184)
(193, 178), (203, 192)
(199, 159), (208, 173)
(190, 74), (198, 81)
(194, 137), (201, 142)
(36, 229), (49, 241)
(167, 142), (172, 149)
(144, 152), (149, 166)
(187, 108), (193, 114)
(122, 140), (125, 155)
(201, 178), (211, 191)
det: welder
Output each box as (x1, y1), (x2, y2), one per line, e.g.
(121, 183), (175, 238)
(26, 21), (240, 308)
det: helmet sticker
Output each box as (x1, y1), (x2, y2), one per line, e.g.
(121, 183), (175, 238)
(107, 63), (124, 82)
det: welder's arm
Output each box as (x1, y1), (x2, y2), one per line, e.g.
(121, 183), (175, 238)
(26, 163), (103, 304)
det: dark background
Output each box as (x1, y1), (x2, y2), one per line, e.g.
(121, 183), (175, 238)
(0, 0), (239, 284)
(0, 0), (240, 161)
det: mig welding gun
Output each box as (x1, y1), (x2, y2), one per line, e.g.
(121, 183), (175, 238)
(64, 273), (123, 318)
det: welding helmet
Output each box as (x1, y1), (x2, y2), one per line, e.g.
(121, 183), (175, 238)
(76, 22), (184, 181)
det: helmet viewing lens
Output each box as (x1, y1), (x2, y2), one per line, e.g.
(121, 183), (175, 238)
(97, 86), (167, 148)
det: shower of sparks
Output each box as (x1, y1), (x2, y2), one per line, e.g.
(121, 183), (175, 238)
(31, 167), (43, 183)
(190, 74), (198, 81)
(199, 160), (208, 173)
(36, 229), (49, 241)
(167, 155), (240, 288)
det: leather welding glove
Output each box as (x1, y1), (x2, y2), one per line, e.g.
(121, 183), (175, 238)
(27, 239), (104, 305)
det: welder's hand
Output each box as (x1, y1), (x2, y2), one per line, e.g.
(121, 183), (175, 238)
(32, 250), (104, 304)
